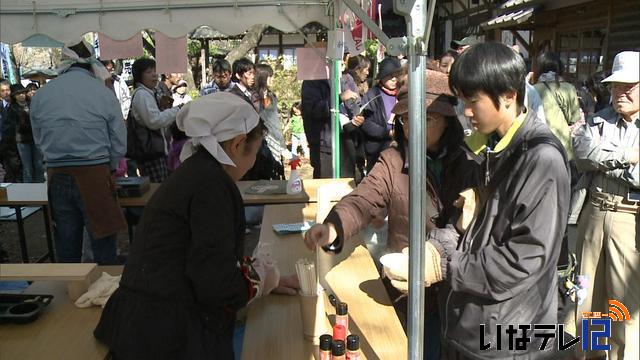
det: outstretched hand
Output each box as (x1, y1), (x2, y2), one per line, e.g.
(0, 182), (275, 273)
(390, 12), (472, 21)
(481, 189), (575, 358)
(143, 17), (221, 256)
(271, 274), (300, 295)
(303, 223), (337, 251)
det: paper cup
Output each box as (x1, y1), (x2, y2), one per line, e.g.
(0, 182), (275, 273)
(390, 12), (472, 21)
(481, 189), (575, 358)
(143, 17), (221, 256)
(299, 290), (327, 340)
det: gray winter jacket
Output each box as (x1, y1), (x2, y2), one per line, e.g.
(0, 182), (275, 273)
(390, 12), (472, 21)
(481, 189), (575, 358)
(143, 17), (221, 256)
(569, 106), (640, 224)
(430, 109), (571, 359)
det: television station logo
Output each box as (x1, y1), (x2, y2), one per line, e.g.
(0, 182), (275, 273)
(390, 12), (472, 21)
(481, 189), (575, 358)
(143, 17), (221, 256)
(478, 299), (631, 352)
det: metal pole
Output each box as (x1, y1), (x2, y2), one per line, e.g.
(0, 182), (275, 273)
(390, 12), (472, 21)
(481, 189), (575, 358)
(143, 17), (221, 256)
(407, 0), (428, 359)
(330, 1), (342, 178)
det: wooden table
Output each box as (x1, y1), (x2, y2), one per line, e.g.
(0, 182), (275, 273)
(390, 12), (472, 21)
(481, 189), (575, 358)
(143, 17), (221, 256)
(241, 204), (407, 360)
(0, 266), (123, 360)
(0, 179), (354, 262)
(0, 179), (355, 208)
(238, 178), (355, 205)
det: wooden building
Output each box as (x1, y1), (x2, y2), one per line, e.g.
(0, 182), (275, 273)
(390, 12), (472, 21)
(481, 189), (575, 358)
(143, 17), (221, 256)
(433, 0), (640, 85)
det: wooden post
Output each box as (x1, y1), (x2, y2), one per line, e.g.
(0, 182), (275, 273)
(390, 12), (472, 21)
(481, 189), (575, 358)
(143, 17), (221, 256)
(200, 39), (207, 88)
(602, 0), (613, 70)
(204, 38), (210, 76)
(511, 30), (532, 54)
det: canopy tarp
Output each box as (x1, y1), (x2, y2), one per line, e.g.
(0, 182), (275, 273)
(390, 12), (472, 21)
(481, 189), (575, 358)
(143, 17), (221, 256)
(0, 0), (331, 45)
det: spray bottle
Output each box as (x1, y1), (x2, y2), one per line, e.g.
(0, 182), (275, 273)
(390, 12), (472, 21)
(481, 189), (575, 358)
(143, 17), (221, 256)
(287, 158), (302, 195)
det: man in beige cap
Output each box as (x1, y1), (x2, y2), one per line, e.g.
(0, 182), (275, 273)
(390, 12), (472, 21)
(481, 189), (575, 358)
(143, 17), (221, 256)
(573, 51), (639, 360)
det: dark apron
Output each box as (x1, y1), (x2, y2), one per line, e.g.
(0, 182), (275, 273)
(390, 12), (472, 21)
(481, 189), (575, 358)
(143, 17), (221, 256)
(47, 164), (127, 239)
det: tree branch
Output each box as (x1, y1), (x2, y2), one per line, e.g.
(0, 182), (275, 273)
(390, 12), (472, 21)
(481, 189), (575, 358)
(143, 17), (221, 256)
(225, 24), (268, 65)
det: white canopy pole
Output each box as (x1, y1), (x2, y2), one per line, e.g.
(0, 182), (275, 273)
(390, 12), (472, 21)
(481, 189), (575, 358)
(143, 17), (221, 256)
(394, 0), (428, 359)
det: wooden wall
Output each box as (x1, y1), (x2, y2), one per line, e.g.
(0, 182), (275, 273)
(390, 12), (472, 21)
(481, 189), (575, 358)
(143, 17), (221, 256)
(607, 0), (640, 65)
(531, 0), (640, 83)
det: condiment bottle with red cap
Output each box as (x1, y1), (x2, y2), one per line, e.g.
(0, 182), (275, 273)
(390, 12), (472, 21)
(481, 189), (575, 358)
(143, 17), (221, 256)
(333, 324), (347, 343)
(319, 334), (332, 360)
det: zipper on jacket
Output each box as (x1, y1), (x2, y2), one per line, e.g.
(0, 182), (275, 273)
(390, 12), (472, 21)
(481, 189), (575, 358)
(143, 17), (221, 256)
(443, 290), (453, 338)
(484, 148), (492, 186)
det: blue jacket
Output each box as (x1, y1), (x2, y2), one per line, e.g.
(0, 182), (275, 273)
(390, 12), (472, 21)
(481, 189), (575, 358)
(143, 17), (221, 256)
(360, 86), (392, 157)
(30, 67), (126, 169)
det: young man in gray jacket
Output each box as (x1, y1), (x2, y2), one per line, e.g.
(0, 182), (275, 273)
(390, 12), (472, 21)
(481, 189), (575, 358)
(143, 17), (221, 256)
(386, 43), (572, 359)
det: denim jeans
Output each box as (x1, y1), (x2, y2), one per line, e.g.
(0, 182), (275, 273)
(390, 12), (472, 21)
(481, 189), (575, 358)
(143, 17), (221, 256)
(16, 142), (45, 182)
(49, 173), (117, 264)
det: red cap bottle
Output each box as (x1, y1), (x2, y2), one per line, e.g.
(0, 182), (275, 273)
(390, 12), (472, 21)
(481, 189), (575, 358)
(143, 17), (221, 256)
(333, 324), (347, 342)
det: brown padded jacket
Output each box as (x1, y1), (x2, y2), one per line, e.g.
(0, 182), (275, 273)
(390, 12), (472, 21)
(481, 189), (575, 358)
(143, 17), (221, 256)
(324, 143), (478, 253)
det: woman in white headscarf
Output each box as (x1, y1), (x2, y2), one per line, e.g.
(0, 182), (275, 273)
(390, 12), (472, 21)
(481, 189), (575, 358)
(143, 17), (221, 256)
(95, 92), (299, 360)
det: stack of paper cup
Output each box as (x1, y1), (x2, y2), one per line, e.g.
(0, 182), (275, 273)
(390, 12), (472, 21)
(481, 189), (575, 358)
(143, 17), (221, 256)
(296, 258), (326, 340)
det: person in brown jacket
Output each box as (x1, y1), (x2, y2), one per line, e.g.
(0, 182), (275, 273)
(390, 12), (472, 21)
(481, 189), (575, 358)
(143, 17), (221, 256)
(304, 69), (478, 360)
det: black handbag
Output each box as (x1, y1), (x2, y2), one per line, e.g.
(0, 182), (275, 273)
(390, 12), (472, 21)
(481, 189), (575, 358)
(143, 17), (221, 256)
(125, 92), (166, 161)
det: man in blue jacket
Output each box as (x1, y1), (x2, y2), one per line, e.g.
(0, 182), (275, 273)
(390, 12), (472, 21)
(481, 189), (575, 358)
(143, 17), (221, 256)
(30, 41), (127, 264)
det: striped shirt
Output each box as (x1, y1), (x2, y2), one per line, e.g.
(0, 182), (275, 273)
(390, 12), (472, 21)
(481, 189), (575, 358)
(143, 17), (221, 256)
(573, 106), (640, 199)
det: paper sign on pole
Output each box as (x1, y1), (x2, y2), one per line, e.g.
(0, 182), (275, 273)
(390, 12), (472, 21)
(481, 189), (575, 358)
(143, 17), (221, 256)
(327, 30), (345, 60)
(344, 28), (363, 54)
(296, 47), (329, 81)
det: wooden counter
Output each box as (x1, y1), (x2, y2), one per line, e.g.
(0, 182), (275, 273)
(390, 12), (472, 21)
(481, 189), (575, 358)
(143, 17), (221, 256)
(241, 204), (407, 360)
(237, 178), (355, 205)
(0, 179), (355, 207)
(0, 266), (123, 360)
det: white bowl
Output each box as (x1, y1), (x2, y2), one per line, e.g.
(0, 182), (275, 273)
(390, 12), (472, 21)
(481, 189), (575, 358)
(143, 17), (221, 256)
(379, 252), (406, 270)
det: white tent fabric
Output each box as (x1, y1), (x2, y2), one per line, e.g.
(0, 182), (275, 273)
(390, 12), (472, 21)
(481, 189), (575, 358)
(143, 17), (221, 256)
(0, 0), (331, 45)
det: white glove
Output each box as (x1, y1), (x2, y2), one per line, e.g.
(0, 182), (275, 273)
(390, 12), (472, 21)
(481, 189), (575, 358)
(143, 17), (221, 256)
(75, 272), (121, 308)
(383, 243), (443, 293)
(252, 259), (280, 298)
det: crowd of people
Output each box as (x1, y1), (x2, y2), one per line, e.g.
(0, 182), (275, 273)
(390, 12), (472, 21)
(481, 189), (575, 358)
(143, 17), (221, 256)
(0, 34), (637, 360)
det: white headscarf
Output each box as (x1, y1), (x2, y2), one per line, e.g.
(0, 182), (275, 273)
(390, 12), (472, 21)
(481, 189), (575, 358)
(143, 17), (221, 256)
(177, 92), (260, 166)
(57, 40), (111, 81)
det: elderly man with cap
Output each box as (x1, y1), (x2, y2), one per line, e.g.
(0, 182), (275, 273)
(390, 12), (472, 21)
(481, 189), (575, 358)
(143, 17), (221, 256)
(572, 51), (639, 360)
(30, 40), (126, 264)
(95, 92), (299, 359)
(360, 57), (403, 172)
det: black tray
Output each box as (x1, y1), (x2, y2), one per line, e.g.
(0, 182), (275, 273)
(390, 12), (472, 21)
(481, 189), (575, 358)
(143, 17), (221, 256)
(0, 294), (53, 324)
(116, 176), (151, 198)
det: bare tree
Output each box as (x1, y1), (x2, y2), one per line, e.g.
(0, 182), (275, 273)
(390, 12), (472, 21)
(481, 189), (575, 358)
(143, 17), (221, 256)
(9, 44), (63, 81)
(225, 24), (268, 64)
(10, 44), (30, 79)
